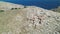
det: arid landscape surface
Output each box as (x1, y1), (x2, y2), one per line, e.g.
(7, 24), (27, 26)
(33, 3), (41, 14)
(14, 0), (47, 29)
(0, 2), (60, 34)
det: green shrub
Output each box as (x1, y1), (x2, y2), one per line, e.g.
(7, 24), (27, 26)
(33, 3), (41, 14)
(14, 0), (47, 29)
(11, 8), (21, 10)
(11, 8), (18, 10)
(11, 8), (14, 10)
(15, 8), (17, 9)
(0, 10), (4, 12)
(19, 8), (21, 9)
(24, 6), (27, 8)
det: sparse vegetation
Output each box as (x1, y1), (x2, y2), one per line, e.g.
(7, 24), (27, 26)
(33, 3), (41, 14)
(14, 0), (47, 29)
(51, 6), (60, 13)
(19, 8), (21, 9)
(24, 6), (27, 8)
(11, 8), (21, 10)
(11, 8), (14, 10)
(0, 10), (4, 12)
(15, 8), (17, 9)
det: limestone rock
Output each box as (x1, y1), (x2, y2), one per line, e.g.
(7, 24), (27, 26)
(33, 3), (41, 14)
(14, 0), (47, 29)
(0, 2), (60, 34)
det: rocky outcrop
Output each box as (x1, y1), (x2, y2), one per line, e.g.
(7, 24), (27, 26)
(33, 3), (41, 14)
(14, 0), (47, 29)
(0, 6), (60, 34)
(0, 2), (60, 34)
(18, 7), (60, 34)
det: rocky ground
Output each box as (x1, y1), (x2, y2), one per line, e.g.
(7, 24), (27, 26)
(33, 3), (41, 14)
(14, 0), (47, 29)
(0, 2), (60, 34)
(51, 6), (60, 13)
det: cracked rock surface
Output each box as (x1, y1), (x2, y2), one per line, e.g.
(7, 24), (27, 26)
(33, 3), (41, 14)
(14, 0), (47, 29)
(0, 6), (60, 34)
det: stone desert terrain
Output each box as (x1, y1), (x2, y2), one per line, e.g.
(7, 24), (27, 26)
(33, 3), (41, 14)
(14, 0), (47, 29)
(0, 1), (60, 34)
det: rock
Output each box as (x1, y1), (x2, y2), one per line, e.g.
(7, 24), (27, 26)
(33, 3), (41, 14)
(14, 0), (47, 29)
(0, 2), (60, 34)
